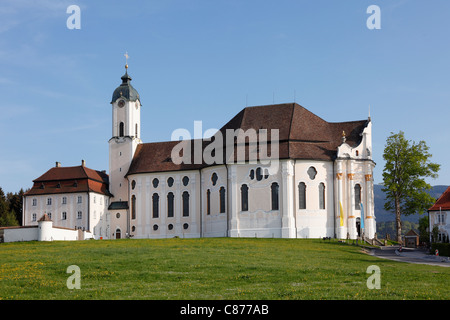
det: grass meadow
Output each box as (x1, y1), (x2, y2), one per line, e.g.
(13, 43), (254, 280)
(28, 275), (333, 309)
(0, 238), (448, 300)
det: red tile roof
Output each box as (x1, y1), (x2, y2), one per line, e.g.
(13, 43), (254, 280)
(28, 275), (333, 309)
(428, 186), (450, 211)
(33, 165), (108, 183)
(127, 103), (369, 175)
(25, 165), (111, 197)
(38, 213), (52, 222)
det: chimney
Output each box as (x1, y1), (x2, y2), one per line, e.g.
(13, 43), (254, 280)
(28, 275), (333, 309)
(56, 161), (61, 168)
(81, 159), (86, 167)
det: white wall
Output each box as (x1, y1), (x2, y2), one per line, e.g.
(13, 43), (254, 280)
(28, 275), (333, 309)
(201, 165), (228, 237)
(24, 192), (109, 239)
(2, 226), (38, 242)
(1, 225), (93, 242)
(89, 193), (110, 239)
(128, 170), (201, 239)
(228, 161), (284, 238)
(295, 160), (334, 238)
(429, 210), (449, 242)
(24, 193), (88, 229)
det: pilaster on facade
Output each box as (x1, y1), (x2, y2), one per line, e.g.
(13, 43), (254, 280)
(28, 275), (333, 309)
(347, 161), (357, 239)
(228, 165), (239, 237)
(281, 160), (296, 238)
(335, 160), (346, 239)
(364, 169), (375, 239)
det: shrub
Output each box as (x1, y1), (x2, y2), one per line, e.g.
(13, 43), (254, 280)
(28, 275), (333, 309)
(431, 243), (450, 257)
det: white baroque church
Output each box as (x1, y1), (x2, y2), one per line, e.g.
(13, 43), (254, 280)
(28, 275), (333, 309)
(21, 64), (376, 241)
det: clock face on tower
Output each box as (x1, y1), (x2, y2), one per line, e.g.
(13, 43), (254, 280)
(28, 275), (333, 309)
(118, 100), (125, 108)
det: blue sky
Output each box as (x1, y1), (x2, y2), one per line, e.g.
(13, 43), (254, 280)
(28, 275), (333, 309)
(1, 0), (449, 193)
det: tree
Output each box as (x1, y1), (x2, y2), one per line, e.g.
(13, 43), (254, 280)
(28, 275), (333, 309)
(431, 225), (439, 243)
(0, 210), (19, 227)
(0, 187), (7, 219)
(7, 188), (24, 225)
(418, 216), (430, 245)
(382, 131), (440, 243)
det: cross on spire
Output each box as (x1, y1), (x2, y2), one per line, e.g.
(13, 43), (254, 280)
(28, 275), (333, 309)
(124, 51), (129, 69)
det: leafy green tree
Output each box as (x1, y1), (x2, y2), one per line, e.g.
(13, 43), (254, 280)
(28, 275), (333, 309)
(7, 188), (24, 225)
(382, 131), (440, 243)
(431, 225), (439, 243)
(0, 187), (7, 218)
(0, 210), (19, 227)
(418, 216), (430, 245)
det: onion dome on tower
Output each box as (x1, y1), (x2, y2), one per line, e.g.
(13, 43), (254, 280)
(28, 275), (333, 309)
(111, 63), (140, 104)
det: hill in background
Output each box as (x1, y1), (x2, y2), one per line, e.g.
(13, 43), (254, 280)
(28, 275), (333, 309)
(374, 184), (447, 239)
(374, 184), (448, 223)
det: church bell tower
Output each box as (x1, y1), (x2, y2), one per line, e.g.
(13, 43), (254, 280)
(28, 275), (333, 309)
(108, 60), (141, 239)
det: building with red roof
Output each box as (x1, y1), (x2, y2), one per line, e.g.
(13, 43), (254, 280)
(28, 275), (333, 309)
(23, 160), (111, 238)
(428, 186), (450, 243)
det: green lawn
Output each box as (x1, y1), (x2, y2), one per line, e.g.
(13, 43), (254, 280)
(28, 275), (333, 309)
(0, 238), (448, 300)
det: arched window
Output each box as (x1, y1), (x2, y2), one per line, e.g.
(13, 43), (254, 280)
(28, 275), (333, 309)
(355, 184), (362, 210)
(152, 193), (159, 218)
(131, 195), (136, 219)
(219, 187), (226, 213)
(298, 182), (306, 209)
(307, 166), (317, 180)
(271, 182), (279, 210)
(241, 184), (249, 212)
(206, 189), (211, 215)
(167, 192), (174, 217)
(135, 123), (138, 138)
(182, 191), (190, 217)
(319, 183), (325, 210)
(256, 167), (263, 181)
(119, 122), (124, 137)
(152, 178), (159, 188)
(211, 173), (218, 186)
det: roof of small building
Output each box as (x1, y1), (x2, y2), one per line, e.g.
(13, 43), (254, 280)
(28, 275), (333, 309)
(127, 103), (369, 175)
(24, 164), (111, 197)
(405, 229), (419, 237)
(428, 186), (450, 211)
(38, 213), (52, 222)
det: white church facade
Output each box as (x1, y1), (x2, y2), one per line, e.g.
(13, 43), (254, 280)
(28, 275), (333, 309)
(19, 65), (376, 242)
